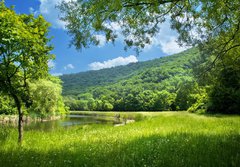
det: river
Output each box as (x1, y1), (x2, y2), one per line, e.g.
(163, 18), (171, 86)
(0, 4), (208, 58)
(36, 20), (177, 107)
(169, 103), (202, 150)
(24, 114), (122, 131)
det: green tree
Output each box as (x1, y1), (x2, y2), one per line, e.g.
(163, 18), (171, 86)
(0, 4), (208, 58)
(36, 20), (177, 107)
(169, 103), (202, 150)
(87, 98), (97, 111)
(28, 77), (67, 119)
(63, 96), (78, 110)
(208, 64), (240, 114)
(78, 93), (93, 100)
(75, 100), (88, 111)
(58, 0), (239, 53)
(137, 90), (157, 110)
(96, 100), (103, 111)
(0, 93), (17, 115)
(0, 3), (53, 143)
(175, 79), (197, 110)
(102, 101), (113, 111)
(154, 90), (175, 111)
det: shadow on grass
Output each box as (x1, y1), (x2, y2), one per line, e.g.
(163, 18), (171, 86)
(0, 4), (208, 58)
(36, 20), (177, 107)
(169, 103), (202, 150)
(1, 132), (239, 167)
(197, 112), (240, 118)
(0, 125), (13, 142)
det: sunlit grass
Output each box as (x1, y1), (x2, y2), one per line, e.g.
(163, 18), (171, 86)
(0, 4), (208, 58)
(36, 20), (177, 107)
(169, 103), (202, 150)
(0, 112), (239, 167)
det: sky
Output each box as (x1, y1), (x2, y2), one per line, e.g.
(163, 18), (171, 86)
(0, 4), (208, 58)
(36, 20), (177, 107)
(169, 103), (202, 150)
(4, 0), (188, 75)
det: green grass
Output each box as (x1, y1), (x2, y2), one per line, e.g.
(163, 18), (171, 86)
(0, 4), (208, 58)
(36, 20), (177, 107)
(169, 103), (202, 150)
(70, 111), (149, 121)
(0, 112), (239, 167)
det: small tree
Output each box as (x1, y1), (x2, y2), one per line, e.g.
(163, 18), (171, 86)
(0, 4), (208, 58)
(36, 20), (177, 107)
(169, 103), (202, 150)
(0, 2), (53, 143)
(87, 98), (97, 111)
(102, 101), (114, 111)
(28, 77), (67, 119)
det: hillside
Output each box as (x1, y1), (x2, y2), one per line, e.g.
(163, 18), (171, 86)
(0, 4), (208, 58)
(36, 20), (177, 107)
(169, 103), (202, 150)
(61, 48), (199, 96)
(61, 48), (204, 111)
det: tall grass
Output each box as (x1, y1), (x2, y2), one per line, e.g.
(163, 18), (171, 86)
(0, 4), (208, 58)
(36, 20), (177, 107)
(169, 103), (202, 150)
(0, 112), (239, 167)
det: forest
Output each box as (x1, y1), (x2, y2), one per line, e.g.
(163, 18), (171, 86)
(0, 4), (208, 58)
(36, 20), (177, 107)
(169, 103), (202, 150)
(0, 0), (239, 166)
(61, 46), (239, 114)
(61, 48), (206, 112)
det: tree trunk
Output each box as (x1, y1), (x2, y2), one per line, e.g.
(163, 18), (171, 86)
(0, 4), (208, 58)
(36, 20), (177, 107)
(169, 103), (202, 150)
(18, 106), (23, 144)
(12, 94), (23, 144)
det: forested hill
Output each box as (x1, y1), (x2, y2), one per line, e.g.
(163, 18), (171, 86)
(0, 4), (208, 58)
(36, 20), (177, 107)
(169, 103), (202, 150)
(60, 48), (206, 111)
(61, 48), (199, 96)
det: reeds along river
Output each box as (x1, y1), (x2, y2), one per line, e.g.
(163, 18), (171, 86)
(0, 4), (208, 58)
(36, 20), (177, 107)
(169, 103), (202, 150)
(0, 115), (61, 126)
(0, 114), (131, 131)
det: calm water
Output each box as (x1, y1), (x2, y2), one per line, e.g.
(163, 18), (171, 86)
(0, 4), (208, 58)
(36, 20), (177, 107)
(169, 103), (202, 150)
(24, 114), (121, 131)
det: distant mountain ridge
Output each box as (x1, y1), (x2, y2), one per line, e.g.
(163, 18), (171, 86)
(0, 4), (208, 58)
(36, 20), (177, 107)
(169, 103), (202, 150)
(60, 48), (199, 96)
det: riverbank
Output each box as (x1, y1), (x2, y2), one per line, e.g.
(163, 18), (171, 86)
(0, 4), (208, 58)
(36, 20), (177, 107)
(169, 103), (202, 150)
(0, 114), (62, 125)
(0, 112), (239, 166)
(69, 110), (164, 121)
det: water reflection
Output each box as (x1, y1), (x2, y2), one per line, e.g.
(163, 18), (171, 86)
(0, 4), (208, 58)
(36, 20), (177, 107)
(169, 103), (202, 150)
(24, 114), (121, 131)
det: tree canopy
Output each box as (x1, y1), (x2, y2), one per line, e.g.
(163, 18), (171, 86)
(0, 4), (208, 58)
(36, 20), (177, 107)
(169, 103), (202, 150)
(58, 0), (239, 53)
(0, 2), (54, 143)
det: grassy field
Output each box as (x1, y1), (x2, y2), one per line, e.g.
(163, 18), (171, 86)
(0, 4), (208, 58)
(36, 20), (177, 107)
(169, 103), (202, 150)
(0, 112), (239, 167)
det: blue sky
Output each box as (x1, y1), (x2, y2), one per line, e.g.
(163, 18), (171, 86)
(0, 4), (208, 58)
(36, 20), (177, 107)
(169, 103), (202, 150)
(5, 0), (188, 75)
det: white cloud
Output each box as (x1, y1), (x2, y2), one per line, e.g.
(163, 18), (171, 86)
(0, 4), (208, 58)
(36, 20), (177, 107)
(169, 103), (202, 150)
(64, 64), (74, 70)
(142, 20), (189, 55)
(38, 0), (74, 29)
(48, 60), (55, 69)
(159, 37), (187, 55)
(94, 35), (106, 47)
(89, 55), (138, 70)
(103, 21), (123, 41)
(104, 20), (188, 55)
(29, 7), (39, 16)
(108, 22), (121, 31)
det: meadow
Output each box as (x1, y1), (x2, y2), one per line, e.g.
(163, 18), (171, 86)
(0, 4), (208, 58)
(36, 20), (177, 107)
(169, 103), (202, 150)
(0, 112), (239, 167)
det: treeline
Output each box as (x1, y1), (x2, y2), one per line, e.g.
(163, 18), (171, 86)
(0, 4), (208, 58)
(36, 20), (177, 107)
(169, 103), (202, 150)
(0, 76), (67, 117)
(63, 48), (207, 112)
(62, 46), (240, 114)
(64, 79), (206, 112)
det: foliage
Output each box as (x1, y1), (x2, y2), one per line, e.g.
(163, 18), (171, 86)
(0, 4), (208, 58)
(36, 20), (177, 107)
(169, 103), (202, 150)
(62, 48), (205, 111)
(28, 77), (67, 118)
(58, 0), (240, 114)
(58, 0), (239, 53)
(193, 34), (240, 114)
(0, 112), (239, 166)
(207, 64), (240, 114)
(0, 93), (17, 115)
(0, 2), (53, 105)
(0, 2), (54, 142)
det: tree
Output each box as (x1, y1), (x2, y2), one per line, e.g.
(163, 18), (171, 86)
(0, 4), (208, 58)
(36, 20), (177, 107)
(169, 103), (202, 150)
(59, 0), (240, 113)
(207, 58), (240, 114)
(87, 98), (97, 111)
(137, 90), (157, 110)
(154, 90), (175, 111)
(102, 101), (113, 111)
(78, 93), (93, 100)
(0, 2), (53, 143)
(0, 93), (17, 115)
(175, 78), (197, 110)
(28, 77), (67, 119)
(58, 0), (239, 53)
